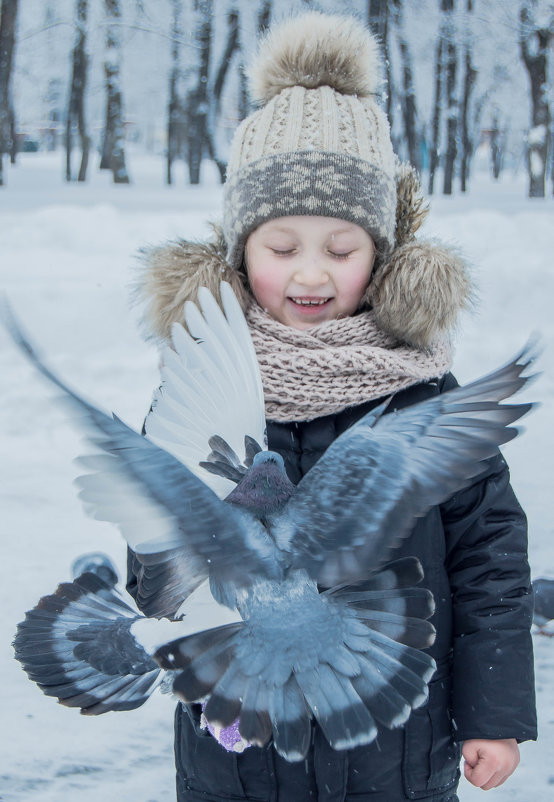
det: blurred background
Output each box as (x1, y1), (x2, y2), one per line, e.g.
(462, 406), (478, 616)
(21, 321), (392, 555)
(0, 0), (552, 197)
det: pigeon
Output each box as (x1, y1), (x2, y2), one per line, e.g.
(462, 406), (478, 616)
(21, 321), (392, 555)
(71, 551), (119, 587)
(532, 578), (554, 635)
(4, 284), (536, 762)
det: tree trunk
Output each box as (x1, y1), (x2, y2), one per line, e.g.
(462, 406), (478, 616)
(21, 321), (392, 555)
(100, 0), (129, 183)
(8, 101), (15, 162)
(213, 9), (239, 108)
(0, 0), (19, 186)
(208, 7), (241, 182)
(258, 0), (271, 32)
(519, 1), (551, 198)
(66, 0), (90, 183)
(428, 0), (460, 195)
(442, 0), (457, 195)
(167, 0), (185, 186)
(428, 36), (444, 195)
(367, 0), (392, 127)
(391, 0), (419, 170)
(186, 0), (212, 185)
(490, 119), (503, 180)
(551, 128), (554, 196)
(459, 0), (476, 192)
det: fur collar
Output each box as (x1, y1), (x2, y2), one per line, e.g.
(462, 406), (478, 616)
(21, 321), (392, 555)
(133, 163), (474, 349)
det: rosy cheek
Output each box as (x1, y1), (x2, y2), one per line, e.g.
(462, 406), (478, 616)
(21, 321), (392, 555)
(342, 264), (372, 305)
(248, 267), (283, 308)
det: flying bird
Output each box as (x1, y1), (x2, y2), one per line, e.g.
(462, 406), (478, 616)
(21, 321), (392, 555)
(4, 285), (535, 762)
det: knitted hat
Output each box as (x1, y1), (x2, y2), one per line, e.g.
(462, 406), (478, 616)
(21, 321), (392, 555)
(223, 12), (397, 270)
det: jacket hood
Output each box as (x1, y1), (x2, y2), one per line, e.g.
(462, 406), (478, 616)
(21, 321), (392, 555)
(133, 163), (474, 350)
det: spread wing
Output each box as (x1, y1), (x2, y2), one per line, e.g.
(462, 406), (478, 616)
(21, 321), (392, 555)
(276, 344), (536, 587)
(145, 283), (267, 499)
(133, 283), (268, 615)
(1, 296), (279, 617)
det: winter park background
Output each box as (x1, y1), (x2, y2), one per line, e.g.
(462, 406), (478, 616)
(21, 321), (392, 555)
(1, 1), (554, 800)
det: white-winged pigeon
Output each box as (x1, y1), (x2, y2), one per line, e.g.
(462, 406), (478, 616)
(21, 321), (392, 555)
(4, 285), (536, 761)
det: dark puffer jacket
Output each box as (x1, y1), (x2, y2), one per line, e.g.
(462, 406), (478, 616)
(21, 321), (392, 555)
(130, 372), (536, 802)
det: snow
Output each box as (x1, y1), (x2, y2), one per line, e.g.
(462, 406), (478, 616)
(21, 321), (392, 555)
(1, 152), (553, 800)
(530, 150), (545, 178)
(528, 124), (547, 146)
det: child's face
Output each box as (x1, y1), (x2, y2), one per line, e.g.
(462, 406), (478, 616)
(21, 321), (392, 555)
(245, 216), (376, 330)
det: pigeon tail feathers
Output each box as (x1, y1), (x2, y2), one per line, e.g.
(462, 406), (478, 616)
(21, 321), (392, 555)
(13, 573), (163, 714)
(155, 564), (436, 761)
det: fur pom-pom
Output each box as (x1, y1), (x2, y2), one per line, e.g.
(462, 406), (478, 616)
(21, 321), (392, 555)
(249, 12), (383, 105)
(366, 241), (476, 349)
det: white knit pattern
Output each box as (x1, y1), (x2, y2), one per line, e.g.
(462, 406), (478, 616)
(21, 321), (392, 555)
(227, 87), (394, 179)
(246, 303), (453, 422)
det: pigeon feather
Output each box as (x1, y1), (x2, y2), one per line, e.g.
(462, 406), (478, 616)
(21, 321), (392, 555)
(3, 288), (537, 762)
(277, 343), (536, 586)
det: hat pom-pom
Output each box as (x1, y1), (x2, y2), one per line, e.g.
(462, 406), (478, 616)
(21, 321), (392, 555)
(366, 242), (476, 348)
(248, 12), (383, 105)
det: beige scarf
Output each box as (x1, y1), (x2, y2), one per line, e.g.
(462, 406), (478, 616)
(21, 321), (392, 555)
(246, 302), (452, 422)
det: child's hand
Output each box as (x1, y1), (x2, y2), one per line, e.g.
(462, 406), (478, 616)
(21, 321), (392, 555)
(462, 738), (520, 790)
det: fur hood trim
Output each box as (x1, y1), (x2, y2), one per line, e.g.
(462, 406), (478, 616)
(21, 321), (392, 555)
(134, 167), (474, 349)
(365, 241), (473, 349)
(134, 226), (251, 345)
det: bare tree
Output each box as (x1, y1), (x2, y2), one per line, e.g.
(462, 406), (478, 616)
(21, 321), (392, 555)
(519, 0), (552, 197)
(166, 0), (186, 185)
(428, 0), (459, 195)
(428, 27), (444, 194)
(459, 0), (477, 192)
(235, 0), (272, 125)
(442, 0), (458, 195)
(185, 0), (212, 184)
(208, 5), (241, 180)
(489, 118), (505, 180)
(0, 0), (18, 186)
(367, 0), (393, 126)
(100, 0), (130, 183)
(66, 0), (90, 182)
(391, 0), (420, 170)
(170, 0), (252, 185)
(258, 0), (271, 31)
(551, 125), (554, 192)
(43, 3), (64, 151)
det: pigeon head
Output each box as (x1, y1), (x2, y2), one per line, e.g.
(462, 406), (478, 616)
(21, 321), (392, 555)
(224, 451), (294, 518)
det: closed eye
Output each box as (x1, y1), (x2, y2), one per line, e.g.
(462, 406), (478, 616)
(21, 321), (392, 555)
(270, 248), (296, 256)
(329, 251), (354, 260)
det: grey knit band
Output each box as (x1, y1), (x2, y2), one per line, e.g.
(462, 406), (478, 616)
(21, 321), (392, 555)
(223, 151), (396, 271)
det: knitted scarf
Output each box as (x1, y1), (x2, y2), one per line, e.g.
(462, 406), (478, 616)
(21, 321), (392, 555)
(246, 302), (453, 422)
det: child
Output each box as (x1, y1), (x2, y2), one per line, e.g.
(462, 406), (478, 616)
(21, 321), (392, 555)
(130, 12), (536, 801)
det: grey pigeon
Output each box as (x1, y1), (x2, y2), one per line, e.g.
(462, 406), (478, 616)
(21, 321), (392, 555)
(5, 284), (535, 762)
(532, 578), (554, 633)
(71, 552), (119, 587)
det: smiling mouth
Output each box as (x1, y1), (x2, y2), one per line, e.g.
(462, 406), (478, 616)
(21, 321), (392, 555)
(289, 297), (332, 306)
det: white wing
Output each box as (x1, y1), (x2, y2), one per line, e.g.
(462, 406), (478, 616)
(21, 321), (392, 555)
(144, 283), (267, 499)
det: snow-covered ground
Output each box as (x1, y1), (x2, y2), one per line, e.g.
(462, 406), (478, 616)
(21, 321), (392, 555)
(0, 152), (552, 801)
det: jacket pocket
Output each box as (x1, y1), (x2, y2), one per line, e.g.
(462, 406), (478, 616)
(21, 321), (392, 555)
(175, 703), (250, 800)
(402, 670), (461, 800)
